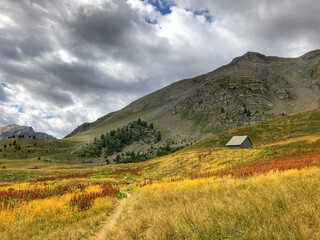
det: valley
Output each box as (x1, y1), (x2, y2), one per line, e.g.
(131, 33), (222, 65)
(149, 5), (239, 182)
(0, 107), (320, 239)
(1, 51), (320, 239)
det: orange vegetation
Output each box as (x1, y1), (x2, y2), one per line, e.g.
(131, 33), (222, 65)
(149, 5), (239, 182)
(0, 182), (120, 211)
(136, 178), (153, 187)
(191, 150), (320, 179)
(70, 183), (119, 211)
(0, 183), (87, 210)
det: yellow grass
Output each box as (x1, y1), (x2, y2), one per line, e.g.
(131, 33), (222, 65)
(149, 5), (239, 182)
(1, 135), (319, 239)
(108, 168), (320, 240)
(143, 148), (262, 179)
(0, 182), (119, 240)
(260, 135), (320, 148)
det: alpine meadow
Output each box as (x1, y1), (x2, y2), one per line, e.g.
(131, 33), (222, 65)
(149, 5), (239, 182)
(1, 0), (320, 239)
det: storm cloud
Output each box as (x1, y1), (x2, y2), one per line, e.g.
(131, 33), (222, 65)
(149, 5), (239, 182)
(0, 0), (319, 138)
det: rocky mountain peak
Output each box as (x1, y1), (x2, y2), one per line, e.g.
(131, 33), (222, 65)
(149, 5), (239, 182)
(242, 51), (267, 59)
(0, 124), (55, 140)
(229, 51), (269, 67)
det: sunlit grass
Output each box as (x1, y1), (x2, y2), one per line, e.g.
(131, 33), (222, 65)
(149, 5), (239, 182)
(0, 180), (120, 240)
(1, 109), (320, 240)
(108, 168), (320, 240)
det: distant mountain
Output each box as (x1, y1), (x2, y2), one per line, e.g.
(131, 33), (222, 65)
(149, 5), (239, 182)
(66, 49), (320, 143)
(0, 124), (55, 140)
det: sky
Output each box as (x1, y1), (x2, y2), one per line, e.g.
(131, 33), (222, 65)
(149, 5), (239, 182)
(0, 0), (320, 138)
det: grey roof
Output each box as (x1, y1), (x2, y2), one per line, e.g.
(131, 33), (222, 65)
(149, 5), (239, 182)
(226, 136), (251, 146)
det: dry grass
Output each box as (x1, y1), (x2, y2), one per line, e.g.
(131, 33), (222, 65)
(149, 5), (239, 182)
(0, 180), (121, 240)
(1, 134), (320, 239)
(142, 148), (262, 179)
(190, 149), (320, 179)
(107, 168), (320, 240)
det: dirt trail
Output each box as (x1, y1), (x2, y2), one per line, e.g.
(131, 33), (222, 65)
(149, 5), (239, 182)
(93, 193), (130, 240)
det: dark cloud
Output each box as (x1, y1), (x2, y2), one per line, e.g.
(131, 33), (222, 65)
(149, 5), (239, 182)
(69, 2), (135, 48)
(0, 38), (21, 60)
(0, 0), (319, 137)
(0, 86), (8, 102)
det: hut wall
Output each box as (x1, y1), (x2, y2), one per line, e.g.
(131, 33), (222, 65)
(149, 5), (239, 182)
(240, 138), (252, 149)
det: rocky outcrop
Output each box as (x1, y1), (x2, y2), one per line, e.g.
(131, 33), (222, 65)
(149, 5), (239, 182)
(0, 124), (55, 140)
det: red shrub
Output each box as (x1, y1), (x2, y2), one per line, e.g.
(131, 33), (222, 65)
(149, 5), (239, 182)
(0, 183), (88, 211)
(190, 150), (320, 180)
(70, 183), (119, 211)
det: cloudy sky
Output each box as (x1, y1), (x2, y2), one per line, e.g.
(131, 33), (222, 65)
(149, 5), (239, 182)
(0, 0), (320, 138)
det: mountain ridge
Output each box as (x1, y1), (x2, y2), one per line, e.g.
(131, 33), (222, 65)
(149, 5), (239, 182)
(0, 124), (55, 140)
(65, 49), (320, 143)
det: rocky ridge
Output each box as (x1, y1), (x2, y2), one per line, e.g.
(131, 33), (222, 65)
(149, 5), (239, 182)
(0, 124), (55, 140)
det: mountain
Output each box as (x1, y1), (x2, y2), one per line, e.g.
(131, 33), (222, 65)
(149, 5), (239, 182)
(66, 50), (320, 143)
(0, 124), (55, 140)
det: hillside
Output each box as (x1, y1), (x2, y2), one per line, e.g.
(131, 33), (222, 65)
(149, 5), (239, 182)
(66, 49), (320, 143)
(1, 106), (320, 239)
(0, 124), (55, 140)
(0, 137), (78, 169)
(104, 108), (320, 239)
(190, 107), (320, 150)
(135, 107), (320, 179)
(77, 119), (185, 164)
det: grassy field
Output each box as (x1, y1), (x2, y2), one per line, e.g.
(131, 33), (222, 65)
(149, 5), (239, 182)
(108, 168), (320, 240)
(1, 135), (319, 239)
(0, 179), (121, 240)
(0, 138), (80, 168)
(0, 108), (320, 239)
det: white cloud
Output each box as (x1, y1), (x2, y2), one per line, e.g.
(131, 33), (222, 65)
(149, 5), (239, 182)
(0, 15), (16, 29)
(0, 0), (320, 138)
(55, 50), (78, 64)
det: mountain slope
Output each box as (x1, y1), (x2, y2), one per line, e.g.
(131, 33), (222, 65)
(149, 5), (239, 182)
(188, 107), (320, 150)
(66, 50), (320, 142)
(0, 124), (55, 140)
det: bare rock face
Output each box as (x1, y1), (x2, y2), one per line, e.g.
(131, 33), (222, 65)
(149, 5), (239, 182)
(66, 49), (320, 142)
(0, 124), (55, 140)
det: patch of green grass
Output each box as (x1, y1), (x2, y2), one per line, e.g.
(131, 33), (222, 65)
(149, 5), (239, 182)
(179, 103), (195, 119)
(0, 138), (79, 168)
(116, 192), (128, 199)
(219, 76), (256, 90)
(192, 113), (208, 127)
(309, 69), (315, 78)
(189, 108), (320, 149)
(219, 76), (232, 89)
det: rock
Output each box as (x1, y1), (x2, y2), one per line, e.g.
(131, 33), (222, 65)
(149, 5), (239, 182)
(0, 124), (55, 140)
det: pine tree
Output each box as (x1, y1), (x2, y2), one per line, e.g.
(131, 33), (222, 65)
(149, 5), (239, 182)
(156, 131), (161, 142)
(166, 144), (171, 152)
(115, 155), (121, 164)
